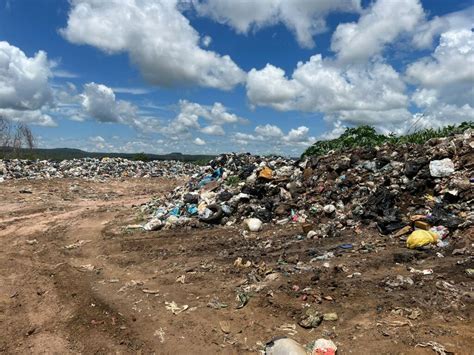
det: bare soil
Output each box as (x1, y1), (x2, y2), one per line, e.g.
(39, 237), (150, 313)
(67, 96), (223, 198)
(0, 178), (472, 354)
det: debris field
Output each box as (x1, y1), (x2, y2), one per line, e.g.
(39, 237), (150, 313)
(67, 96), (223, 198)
(0, 130), (473, 354)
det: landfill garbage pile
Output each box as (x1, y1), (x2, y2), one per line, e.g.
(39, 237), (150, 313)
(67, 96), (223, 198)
(0, 157), (202, 181)
(140, 129), (473, 247)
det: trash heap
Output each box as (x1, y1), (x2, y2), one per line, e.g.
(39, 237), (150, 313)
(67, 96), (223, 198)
(0, 157), (202, 181)
(141, 129), (473, 248)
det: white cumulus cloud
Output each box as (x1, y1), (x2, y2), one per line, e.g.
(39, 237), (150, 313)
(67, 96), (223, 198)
(0, 41), (54, 126)
(406, 28), (474, 127)
(331, 0), (425, 62)
(78, 82), (161, 132)
(412, 6), (473, 49)
(406, 29), (474, 100)
(193, 0), (361, 48)
(234, 124), (315, 149)
(0, 108), (56, 127)
(201, 124), (225, 136)
(61, 0), (245, 90)
(247, 54), (410, 128)
(162, 100), (247, 136)
(193, 137), (206, 145)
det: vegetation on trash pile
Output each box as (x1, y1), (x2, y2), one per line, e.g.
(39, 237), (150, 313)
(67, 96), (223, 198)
(225, 175), (241, 187)
(302, 121), (474, 158)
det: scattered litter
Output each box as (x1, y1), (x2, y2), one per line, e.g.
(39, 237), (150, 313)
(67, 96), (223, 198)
(391, 307), (422, 320)
(165, 301), (189, 315)
(409, 267), (433, 275)
(416, 341), (450, 355)
(312, 338), (337, 355)
(219, 320), (231, 334)
(154, 328), (165, 343)
(298, 307), (322, 328)
(276, 323), (297, 336)
(265, 338), (306, 355)
(235, 292), (250, 309)
(118, 280), (144, 292)
(207, 297), (228, 309)
(244, 218), (263, 232)
(323, 313), (338, 321)
(406, 230), (438, 249)
(78, 264), (95, 272)
(175, 275), (186, 284)
(429, 158), (455, 177)
(65, 240), (91, 249)
(234, 257), (251, 268)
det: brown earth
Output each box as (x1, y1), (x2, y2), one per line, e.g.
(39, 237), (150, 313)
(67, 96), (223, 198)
(0, 178), (472, 354)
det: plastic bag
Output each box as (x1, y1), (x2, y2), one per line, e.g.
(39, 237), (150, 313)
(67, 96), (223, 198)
(406, 230), (438, 249)
(259, 166), (273, 180)
(429, 159), (454, 177)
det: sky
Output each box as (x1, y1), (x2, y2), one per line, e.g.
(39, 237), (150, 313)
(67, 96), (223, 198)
(0, 0), (472, 156)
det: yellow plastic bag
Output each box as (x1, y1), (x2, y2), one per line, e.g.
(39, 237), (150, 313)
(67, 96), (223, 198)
(259, 166), (273, 180)
(406, 230), (438, 249)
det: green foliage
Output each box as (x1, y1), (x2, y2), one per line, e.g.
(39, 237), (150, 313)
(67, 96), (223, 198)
(225, 175), (241, 187)
(193, 158), (213, 166)
(133, 152), (149, 161)
(302, 121), (474, 158)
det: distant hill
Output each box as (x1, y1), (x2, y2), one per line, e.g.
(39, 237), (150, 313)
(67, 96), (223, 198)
(0, 147), (215, 164)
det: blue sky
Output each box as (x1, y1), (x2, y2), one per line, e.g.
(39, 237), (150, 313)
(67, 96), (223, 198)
(0, 0), (472, 156)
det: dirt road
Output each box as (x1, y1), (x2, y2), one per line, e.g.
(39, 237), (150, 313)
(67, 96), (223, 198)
(0, 179), (472, 354)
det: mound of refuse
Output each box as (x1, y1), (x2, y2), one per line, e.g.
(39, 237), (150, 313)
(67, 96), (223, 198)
(140, 129), (473, 248)
(0, 157), (202, 181)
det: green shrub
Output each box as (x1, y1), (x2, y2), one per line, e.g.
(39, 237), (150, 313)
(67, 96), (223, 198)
(133, 152), (149, 161)
(225, 175), (241, 186)
(302, 121), (474, 158)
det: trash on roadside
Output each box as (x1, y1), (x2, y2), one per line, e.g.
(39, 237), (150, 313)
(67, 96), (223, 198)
(323, 313), (338, 321)
(265, 337), (307, 355)
(415, 341), (450, 355)
(298, 307), (322, 328)
(312, 338), (337, 355)
(207, 297), (228, 309)
(244, 218), (263, 232)
(406, 230), (438, 249)
(409, 267), (433, 275)
(429, 158), (455, 177)
(235, 291), (250, 309)
(65, 240), (91, 249)
(165, 301), (189, 315)
(219, 320), (231, 334)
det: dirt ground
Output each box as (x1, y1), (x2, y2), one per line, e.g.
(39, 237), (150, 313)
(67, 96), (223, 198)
(0, 178), (472, 354)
